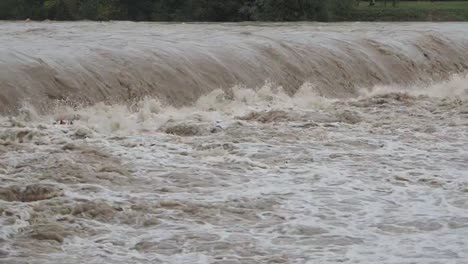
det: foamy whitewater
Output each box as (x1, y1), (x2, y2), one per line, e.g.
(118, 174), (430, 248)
(0, 22), (468, 264)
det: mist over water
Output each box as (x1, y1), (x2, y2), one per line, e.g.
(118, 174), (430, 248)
(0, 22), (468, 264)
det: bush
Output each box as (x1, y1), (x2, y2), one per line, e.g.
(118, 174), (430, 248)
(1, 0), (355, 21)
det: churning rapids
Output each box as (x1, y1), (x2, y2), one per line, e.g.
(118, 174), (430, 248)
(0, 22), (468, 264)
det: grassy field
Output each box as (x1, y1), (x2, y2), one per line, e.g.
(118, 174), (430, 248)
(347, 1), (468, 21)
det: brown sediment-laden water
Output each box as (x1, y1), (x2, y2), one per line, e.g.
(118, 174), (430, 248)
(0, 22), (467, 264)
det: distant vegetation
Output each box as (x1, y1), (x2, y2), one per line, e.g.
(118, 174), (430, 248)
(0, 0), (354, 21)
(1, 0), (468, 21)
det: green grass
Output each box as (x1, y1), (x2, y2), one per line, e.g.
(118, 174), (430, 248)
(347, 1), (468, 21)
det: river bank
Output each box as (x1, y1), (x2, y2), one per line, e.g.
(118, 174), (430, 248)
(346, 1), (468, 21)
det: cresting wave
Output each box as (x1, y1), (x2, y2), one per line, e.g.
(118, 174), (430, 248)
(1, 22), (468, 114)
(11, 73), (468, 136)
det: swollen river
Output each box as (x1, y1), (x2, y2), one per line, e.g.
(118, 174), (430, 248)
(0, 22), (467, 264)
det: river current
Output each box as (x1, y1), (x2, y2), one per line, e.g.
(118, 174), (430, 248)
(0, 22), (467, 264)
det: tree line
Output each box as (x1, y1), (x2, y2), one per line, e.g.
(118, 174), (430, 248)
(0, 0), (355, 22)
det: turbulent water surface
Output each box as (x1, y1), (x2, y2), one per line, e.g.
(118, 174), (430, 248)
(0, 22), (468, 264)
